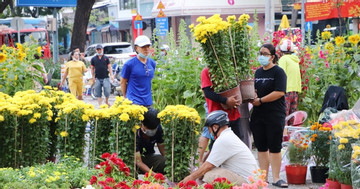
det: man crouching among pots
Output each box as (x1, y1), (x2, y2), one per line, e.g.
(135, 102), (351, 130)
(181, 110), (258, 185)
(136, 108), (166, 174)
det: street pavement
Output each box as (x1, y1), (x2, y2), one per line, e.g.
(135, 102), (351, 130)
(83, 94), (324, 189)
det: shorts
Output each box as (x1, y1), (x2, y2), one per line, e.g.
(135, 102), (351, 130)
(94, 78), (111, 98)
(250, 113), (285, 153)
(68, 77), (83, 96)
(203, 167), (247, 185)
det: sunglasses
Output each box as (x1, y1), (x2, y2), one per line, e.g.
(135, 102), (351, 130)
(144, 64), (149, 76)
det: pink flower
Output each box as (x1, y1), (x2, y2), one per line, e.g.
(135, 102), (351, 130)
(316, 76), (319, 81)
(325, 61), (329, 68)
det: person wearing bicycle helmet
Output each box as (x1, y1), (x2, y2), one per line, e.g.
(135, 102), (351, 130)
(181, 110), (258, 185)
(278, 39), (301, 117)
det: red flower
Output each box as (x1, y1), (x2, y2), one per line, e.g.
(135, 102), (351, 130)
(114, 181), (130, 189)
(184, 180), (197, 187)
(105, 166), (112, 174)
(105, 177), (116, 184)
(98, 181), (106, 186)
(101, 152), (111, 159)
(178, 182), (184, 188)
(99, 173), (104, 177)
(204, 183), (214, 189)
(123, 167), (130, 176)
(100, 162), (106, 166)
(143, 181), (151, 184)
(154, 173), (165, 183)
(132, 179), (143, 187)
(104, 186), (113, 189)
(90, 175), (97, 185)
(95, 164), (101, 169)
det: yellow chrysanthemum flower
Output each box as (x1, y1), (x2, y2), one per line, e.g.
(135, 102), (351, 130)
(0, 115), (4, 122)
(29, 118), (36, 124)
(119, 113), (130, 122)
(37, 46), (42, 55)
(348, 34), (360, 45)
(0, 53), (7, 63)
(321, 31), (331, 40)
(335, 36), (345, 46)
(60, 131), (68, 137)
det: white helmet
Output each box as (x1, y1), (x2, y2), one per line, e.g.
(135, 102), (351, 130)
(160, 44), (169, 51)
(280, 39), (295, 52)
(134, 35), (152, 47)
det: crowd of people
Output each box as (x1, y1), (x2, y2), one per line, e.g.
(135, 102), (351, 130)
(60, 35), (302, 188)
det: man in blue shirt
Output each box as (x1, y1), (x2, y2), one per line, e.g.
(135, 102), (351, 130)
(120, 35), (156, 106)
(136, 108), (166, 174)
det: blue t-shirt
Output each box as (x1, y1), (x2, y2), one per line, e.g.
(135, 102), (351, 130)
(121, 57), (156, 106)
(136, 125), (164, 155)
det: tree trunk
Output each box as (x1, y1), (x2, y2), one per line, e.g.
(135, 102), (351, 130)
(0, 0), (11, 14)
(71, 0), (95, 52)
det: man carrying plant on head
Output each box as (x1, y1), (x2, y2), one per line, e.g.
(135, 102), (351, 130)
(136, 108), (166, 174)
(182, 110), (258, 185)
(120, 35), (156, 107)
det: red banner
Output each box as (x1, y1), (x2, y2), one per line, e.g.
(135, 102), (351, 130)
(305, 1), (360, 22)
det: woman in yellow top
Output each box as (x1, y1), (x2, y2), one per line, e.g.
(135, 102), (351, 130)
(60, 51), (87, 100)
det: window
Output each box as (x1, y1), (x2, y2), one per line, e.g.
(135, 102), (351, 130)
(119, 0), (137, 10)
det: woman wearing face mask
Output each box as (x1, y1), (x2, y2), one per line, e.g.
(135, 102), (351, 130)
(135, 108), (166, 174)
(250, 44), (288, 188)
(60, 50), (87, 100)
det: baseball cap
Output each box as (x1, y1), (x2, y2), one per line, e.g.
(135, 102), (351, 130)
(134, 35), (151, 47)
(96, 44), (103, 49)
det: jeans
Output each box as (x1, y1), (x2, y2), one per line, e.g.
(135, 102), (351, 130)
(94, 78), (111, 98)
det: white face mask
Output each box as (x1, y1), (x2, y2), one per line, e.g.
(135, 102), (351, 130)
(142, 128), (157, 137)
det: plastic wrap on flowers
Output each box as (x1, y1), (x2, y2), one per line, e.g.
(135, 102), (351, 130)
(158, 105), (201, 182)
(351, 143), (360, 188)
(333, 120), (360, 172)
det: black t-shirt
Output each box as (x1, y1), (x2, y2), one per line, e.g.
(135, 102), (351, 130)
(91, 55), (110, 79)
(253, 65), (287, 115)
(136, 125), (164, 155)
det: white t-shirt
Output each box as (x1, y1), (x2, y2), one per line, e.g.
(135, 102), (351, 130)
(206, 128), (259, 179)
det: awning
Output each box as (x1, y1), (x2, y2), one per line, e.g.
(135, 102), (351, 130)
(151, 0), (282, 17)
(100, 24), (119, 32)
(86, 27), (96, 35)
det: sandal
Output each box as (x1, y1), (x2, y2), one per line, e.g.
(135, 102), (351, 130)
(272, 179), (288, 188)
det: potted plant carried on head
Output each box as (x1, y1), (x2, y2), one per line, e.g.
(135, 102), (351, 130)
(190, 14), (256, 107)
(285, 130), (310, 184)
(309, 122), (332, 183)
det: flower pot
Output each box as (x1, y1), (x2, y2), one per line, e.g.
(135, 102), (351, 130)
(239, 80), (255, 102)
(340, 183), (353, 189)
(310, 166), (329, 183)
(285, 164), (307, 184)
(218, 85), (242, 110)
(326, 178), (341, 189)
